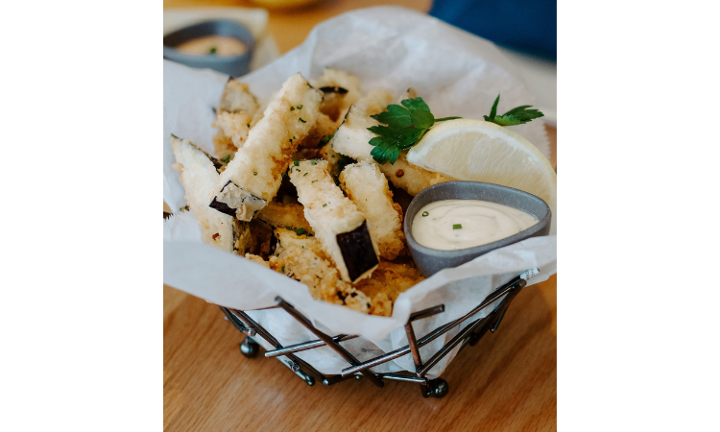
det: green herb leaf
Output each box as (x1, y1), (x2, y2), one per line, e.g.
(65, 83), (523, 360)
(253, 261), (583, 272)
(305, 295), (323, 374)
(299, 117), (306, 123)
(367, 97), (460, 165)
(221, 154), (231, 163)
(297, 105), (303, 110)
(318, 132), (335, 148)
(281, 265), (285, 273)
(295, 228), (307, 236)
(208, 47), (217, 55)
(401, 97), (430, 112)
(422, 211), (429, 217)
(310, 161), (317, 165)
(410, 110), (435, 130)
(294, 160), (300, 166)
(483, 94), (544, 126)
(453, 224), (462, 230)
(290, 106), (295, 111)
(322, 203), (327, 207)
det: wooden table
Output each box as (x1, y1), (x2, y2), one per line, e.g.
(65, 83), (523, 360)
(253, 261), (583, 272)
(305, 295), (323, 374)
(164, 1), (557, 430)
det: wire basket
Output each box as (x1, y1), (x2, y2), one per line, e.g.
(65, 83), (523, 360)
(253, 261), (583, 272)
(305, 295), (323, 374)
(220, 268), (538, 398)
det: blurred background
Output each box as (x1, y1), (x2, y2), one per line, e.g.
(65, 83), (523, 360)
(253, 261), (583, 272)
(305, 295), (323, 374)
(164, 0), (556, 162)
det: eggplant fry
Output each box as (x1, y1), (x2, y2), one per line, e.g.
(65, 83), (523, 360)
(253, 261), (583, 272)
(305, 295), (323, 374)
(311, 68), (362, 122)
(212, 73), (323, 221)
(289, 159), (379, 283)
(340, 162), (406, 260)
(269, 229), (373, 313)
(218, 77), (260, 115)
(256, 201), (313, 234)
(170, 135), (251, 253)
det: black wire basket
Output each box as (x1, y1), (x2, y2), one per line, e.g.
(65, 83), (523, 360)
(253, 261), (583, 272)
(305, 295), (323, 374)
(220, 268), (538, 398)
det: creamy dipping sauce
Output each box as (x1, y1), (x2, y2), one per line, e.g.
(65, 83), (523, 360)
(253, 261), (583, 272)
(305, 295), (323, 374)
(175, 36), (248, 57)
(411, 199), (539, 251)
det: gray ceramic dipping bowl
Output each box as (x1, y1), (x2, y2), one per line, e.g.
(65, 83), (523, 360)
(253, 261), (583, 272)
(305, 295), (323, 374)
(404, 181), (552, 277)
(163, 20), (255, 77)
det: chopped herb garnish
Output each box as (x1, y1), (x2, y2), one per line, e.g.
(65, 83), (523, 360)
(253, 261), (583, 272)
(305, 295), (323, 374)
(296, 168), (300, 172)
(453, 224), (462, 230)
(293, 136), (296, 139)
(323, 203), (327, 207)
(310, 161), (317, 165)
(297, 105), (303, 110)
(303, 172), (308, 176)
(318, 132), (335, 148)
(221, 154), (231, 163)
(299, 117), (306, 123)
(295, 228), (307, 236)
(367, 97), (461, 164)
(422, 211), (429, 217)
(208, 47), (217, 55)
(312, 180), (318, 183)
(281, 266), (285, 273)
(294, 160), (300, 166)
(253, 171), (257, 176)
(290, 106), (295, 111)
(247, 123), (250, 128)
(483, 94), (544, 126)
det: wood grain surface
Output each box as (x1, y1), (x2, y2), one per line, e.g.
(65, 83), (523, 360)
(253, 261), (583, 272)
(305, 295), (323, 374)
(164, 274), (556, 431)
(164, 1), (557, 430)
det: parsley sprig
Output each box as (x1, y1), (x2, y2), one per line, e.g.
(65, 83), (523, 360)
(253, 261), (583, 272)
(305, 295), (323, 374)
(483, 94), (544, 126)
(367, 97), (460, 164)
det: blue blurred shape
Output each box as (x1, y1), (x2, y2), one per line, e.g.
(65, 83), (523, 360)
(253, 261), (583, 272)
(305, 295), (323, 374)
(429, 0), (557, 60)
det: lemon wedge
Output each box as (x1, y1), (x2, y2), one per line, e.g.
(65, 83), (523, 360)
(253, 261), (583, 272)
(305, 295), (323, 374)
(406, 119), (557, 234)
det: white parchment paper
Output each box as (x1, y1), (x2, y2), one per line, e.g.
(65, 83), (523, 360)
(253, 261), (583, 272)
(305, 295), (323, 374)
(163, 6), (557, 376)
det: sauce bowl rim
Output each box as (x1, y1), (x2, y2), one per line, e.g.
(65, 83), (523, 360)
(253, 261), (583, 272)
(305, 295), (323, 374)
(163, 19), (256, 64)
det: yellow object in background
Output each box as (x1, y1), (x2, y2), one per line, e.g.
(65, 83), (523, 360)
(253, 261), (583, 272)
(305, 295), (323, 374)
(249, 0), (322, 9)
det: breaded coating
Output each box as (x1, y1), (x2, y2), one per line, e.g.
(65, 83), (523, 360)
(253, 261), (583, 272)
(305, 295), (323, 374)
(212, 111), (252, 157)
(354, 261), (424, 316)
(170, 135), (250, 253)
(219, 78), (260, 115)
(213, 73), (323, 221)
(248, 219), (274, 260)
(331, 89), (449, 196)
(340, 163), (405, 260)
(297, 112), (341, 149)
(245, 253), (270, 268)
(289, 160), (379, 283)
(377, 153), (448, 196)
(330, 89), (393, 162)
(274, 228), (325, 256)
(257, 202), (314, 234)
(318, 139), (344, 178)
(311, 68), (362, 122)
(271, 229), (372, 314)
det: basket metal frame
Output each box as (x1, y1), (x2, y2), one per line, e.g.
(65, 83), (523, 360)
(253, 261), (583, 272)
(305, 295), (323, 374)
(220, 268), (538, 398)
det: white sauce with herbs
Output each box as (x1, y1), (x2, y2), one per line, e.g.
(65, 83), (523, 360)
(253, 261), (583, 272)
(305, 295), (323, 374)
(412, 199), (539, 251)
(176, 36), (248, 57)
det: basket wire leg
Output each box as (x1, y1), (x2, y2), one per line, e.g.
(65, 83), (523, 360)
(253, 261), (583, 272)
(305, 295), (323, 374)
(240, 336), (260, 358)
(275, 297), (386, 388)
(220, 306), (326, 386)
